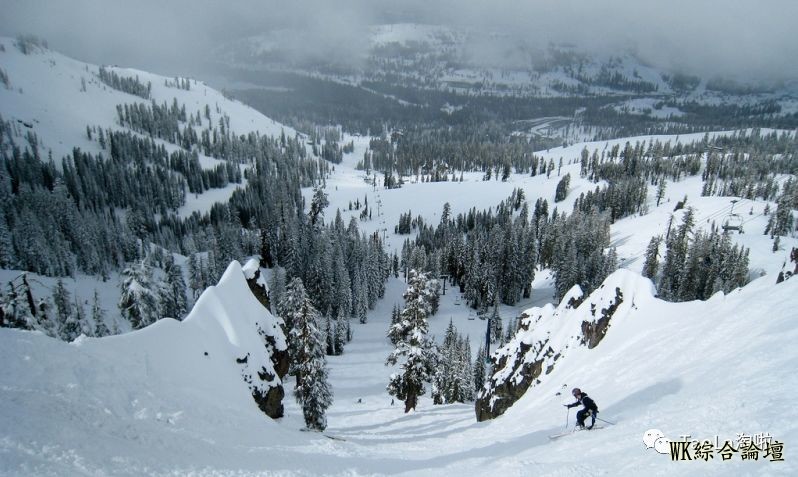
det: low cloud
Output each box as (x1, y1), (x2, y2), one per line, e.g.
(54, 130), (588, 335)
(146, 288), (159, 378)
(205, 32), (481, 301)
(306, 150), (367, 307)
(1, 0), (795, 81)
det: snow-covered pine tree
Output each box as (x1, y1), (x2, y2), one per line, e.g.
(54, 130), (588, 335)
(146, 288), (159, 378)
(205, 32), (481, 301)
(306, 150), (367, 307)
(332, 245), (352, 318)
(659, 208), (695, 300)
(473, 344), (487, 392)
(76, 296), (93, 338)
(50, 279), (74, 338)
(324, 314), (335, 356)
(427, 277), (441, 316)
(59, 295), (82, 342)
(308, 187), (329, 226)
(386, 269), (439, 413)
(91, 289), (110, 337)
(284, 277), (333, 431)
(434, 319), (475, 404)
(489, 304), (502, 344)
(269, 266), (287, 318)
(161, 255), (188, 320)
(187, 253), (202, 299)
(334, 308), (348, 354)
(387, 303), (401, 345)
(642, 235), (662, 280)
(118, 260), (160, 329)
(459, 336), (475, 401)
(1, 279), (38, 331)
(352, 265), (368, 324)
(433, 319), (458, 404)
(0, 214), (15, 268)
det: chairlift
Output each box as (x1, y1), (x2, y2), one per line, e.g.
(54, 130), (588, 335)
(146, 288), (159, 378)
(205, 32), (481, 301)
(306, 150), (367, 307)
(722, 213), (743, 233)
(722, 199), (744, 233)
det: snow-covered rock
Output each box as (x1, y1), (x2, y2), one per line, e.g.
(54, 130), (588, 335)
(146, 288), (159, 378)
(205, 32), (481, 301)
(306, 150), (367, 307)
(476, 269), (652, 421)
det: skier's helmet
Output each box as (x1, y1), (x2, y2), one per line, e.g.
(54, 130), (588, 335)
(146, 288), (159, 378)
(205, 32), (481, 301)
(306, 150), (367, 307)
(572, 387), (582, 397)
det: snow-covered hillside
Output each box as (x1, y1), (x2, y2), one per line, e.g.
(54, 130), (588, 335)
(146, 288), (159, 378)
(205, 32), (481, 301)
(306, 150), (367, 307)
(0, 37), (311, 328)
(0, 35), (302, 219)
(0, 37), (296, 160)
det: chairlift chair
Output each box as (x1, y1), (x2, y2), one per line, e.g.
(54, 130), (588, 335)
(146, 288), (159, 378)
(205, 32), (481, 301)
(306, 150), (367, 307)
(722, 213), (743, 233)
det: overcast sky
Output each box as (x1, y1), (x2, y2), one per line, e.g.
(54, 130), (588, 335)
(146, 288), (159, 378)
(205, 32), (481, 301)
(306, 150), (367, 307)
(1, 0), (796, 81)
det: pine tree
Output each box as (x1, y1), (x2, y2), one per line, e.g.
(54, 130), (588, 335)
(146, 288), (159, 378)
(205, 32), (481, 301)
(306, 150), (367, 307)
(434, 320), (476, 404)
(188, 253), (202, 299)
(60, 296), (82, 341)
(656, 179), (667, 207)
(308, 187), (329, 226)
(77, 296), (93, 338)
(161, 255), (188, 320)
(52, 279), (72, 336)
(118, 260), (160, 329)
(1, 280), (38, 331)
(433, 319), (458, 404)
(489, 304), (503, 344)
(473, 344), (487, 392)
(386, 270), (439, 413)
(659, 208), (695, 300)
(459, 336), (475, 401)
(387, 303), (402, 345)
(334, 308), (348, 354)
(642, 235), (662, 280)
(284, 277), (333, 430)
(269, 266), (287, 318)
(91, 289), (110, 337)
(325, 314), (335, 355)
(0, 215), (15, 268)
(352, 266), (368, 324)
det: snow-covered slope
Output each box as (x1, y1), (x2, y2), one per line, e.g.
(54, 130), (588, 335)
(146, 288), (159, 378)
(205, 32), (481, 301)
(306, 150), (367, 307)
(0, 37), (296, 161)
(0, 36), (304, 220)
(2, 263), (796, 475)
(0, 260), (288, 475)
(475, 271), (798, 476)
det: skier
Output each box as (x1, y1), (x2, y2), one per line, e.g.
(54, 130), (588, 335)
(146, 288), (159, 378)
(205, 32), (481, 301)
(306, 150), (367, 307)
(564, 387), (598, 429)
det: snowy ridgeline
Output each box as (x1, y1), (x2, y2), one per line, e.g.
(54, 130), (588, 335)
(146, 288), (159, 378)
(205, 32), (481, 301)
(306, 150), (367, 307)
(0, 260), (288, 473)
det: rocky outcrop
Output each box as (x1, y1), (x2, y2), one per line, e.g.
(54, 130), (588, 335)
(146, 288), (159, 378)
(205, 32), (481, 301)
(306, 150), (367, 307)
(244, 260), (272, 312)
(475, 286), (584, 422)
(243, 259), (290, 380)
(581, 287), (623, 349)
(475, 270), (644, 422)
(250, 361), (285, 419)
(240, 259), (289, 418)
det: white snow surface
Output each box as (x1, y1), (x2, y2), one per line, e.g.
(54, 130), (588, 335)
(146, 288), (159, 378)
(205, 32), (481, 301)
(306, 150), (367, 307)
(3, 262), (797, 476)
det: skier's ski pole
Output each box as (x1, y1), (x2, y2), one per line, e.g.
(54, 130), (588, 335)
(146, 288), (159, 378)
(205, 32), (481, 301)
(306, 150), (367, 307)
(564, 407), (570, 430)
(596, 416), (615, 425)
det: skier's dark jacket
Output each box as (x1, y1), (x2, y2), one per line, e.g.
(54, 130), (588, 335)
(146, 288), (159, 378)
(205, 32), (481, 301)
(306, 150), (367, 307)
(567, 392), (598, 412)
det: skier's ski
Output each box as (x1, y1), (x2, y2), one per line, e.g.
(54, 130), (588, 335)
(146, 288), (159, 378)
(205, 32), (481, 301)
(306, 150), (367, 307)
(549, 426), (604, 439)
(300, 428), (347, 441)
